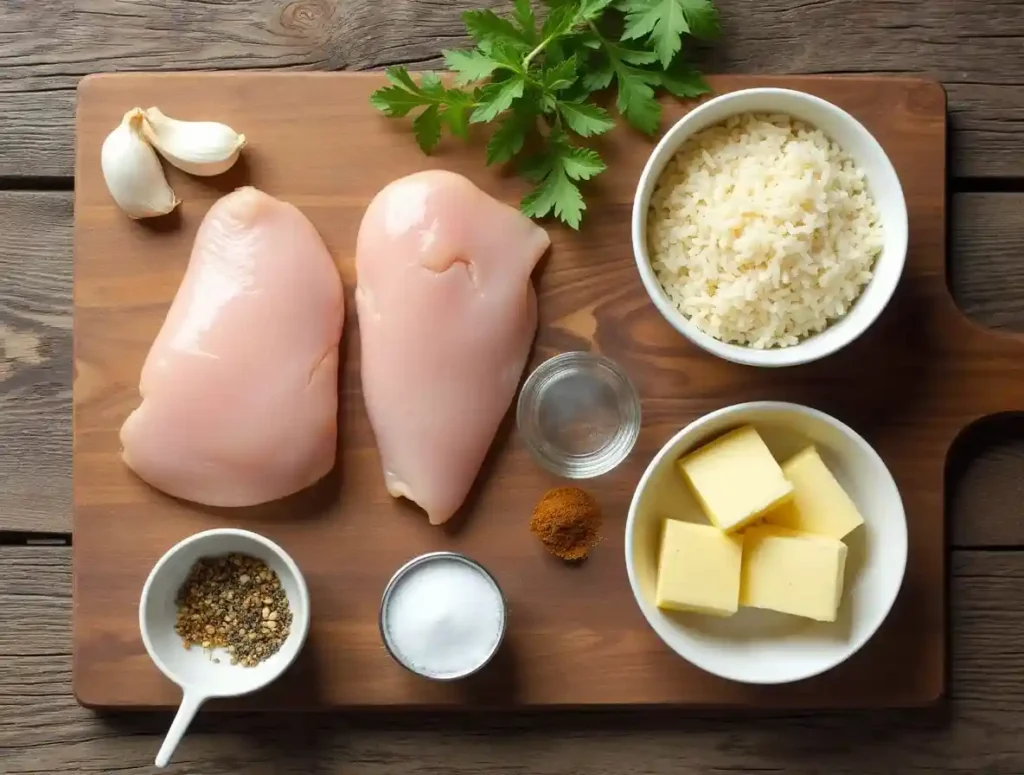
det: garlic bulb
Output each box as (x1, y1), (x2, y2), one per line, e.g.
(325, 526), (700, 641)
(142, 107), (246, 177)
(100, 108), (180, 219)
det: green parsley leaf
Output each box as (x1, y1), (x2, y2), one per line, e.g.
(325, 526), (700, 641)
(620, 47), (659, 66)
(418, 71), (445, 96)
(545, 38), (569, 68)
(658, 66), (711, 98)
(519, 134), (603, 230)
(487, 41), (527, 71)
(518, 149), (552, 184)
(443, 49), (502, 85)
(620, 0), (687, 69)
(369, 85), (424, 118)
(616, 67), (661, 133)
(620, 0), (661, 41)
(577, 36), (656, 99)
(369, 67), (479, 147)
(486, 106), (535, 165)
(470, 76), (526, 123)
(557, 100), (615, 136)
(385, 66), (422, 93)
(560, 145), (606, 180)
(521, 167), (585, 230)
(412, 104), (443, 153)
(370, 67), (444, 118)
(519, 144), (588, 230)
(680, 0), (720, 39)
(541, 1), (587, 39)
(621, 0), (721, 68)
(541, 55), (579, 91)
(580, 0), (617, 19)
(581, 61), (614, 92)
(513, 0), (538, 42)
(578, 27), (664, 132)
(463, 9), (532, 51)
(442, 90), (477, 139)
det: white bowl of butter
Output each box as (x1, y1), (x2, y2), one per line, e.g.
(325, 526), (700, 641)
(624, 401), (907, 685)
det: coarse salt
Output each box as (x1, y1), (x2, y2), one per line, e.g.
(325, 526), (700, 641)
(383, 557), (505, 679)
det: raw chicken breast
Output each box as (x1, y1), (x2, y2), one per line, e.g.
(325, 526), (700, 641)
(120, 187), (344, 507)
(356, 171), (550, 524)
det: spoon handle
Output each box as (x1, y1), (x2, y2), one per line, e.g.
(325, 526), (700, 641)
(155, 691), (204, 768)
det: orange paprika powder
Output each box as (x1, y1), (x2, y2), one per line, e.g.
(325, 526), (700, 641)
(530, 487), (602, 561)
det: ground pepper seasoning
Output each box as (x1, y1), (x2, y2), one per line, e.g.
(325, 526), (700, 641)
(530, 486), (602, 561)
(174, 553), (292, 667)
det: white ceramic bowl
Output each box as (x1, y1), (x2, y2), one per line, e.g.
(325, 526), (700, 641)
(632, 87), (909, 368)
(140, 528), (310, 767)
(624, 401), (907, 685)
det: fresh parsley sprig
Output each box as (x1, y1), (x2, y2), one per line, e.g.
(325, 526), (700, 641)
(370, 0), (719, 229)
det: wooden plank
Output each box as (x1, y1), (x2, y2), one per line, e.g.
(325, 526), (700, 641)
(951, 194), (1024, 333)
(70, 72), (959, 709)
(3, 546), (1024, 772)
(0, 192), (72, 534)
(0, 0), (1023, 177)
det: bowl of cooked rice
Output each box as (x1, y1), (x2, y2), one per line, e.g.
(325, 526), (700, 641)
(632, 88), (908, 368)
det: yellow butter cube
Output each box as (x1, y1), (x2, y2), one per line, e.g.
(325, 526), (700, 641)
(656, 519), (744, 617)
(766, 446), (865, 540)
(740, 526), (848, 622)
(678, 426), (794, 533)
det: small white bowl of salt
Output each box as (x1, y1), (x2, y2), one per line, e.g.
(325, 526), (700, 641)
(379, 551), (507, 680)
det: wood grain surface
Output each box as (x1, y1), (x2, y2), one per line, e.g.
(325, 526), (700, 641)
(2, 0), (1023, 177)
(6, 547), (1024, 774)
(71, 71), (983, 710)
(0, 192), (73, 533)
(950, 194), (1024, 332)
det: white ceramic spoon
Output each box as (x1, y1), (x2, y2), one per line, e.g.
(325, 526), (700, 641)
(139, 528), (311, 768)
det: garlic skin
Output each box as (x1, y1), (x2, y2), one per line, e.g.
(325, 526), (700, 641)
(142, 107), (246, 177)
(100, 108), (180, 219)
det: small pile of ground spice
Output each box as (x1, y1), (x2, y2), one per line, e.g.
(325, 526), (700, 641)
(174, 553), (292, 668)
(530, 487), (602, 561)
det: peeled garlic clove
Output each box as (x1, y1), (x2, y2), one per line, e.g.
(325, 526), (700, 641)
(142, 107), (246, 177)
(101, 108), (180, 219)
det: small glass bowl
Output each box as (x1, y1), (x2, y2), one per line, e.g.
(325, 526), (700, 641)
(516, 351), (641, 479)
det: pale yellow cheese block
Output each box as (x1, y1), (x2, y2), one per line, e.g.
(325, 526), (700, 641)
(677, 426), (794, 533)
(740, 525), (848, 622)
(656, 519), (744, 617)
(765, 445), (865, 539)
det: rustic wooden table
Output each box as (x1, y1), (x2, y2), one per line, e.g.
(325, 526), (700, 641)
(2, 1), (1024, 772)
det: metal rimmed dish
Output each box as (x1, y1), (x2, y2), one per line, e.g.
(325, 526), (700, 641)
(378, 551), (507, 681)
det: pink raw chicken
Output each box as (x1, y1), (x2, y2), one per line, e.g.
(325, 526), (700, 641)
(356, 171), (550, 525)
(120, 187), (344, 507)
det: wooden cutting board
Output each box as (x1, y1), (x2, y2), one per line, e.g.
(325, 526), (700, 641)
(73, 72), (1005, 710)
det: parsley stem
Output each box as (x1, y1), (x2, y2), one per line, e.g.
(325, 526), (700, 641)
(586, 20), (619, 67)
(523, 28), (560, 68)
